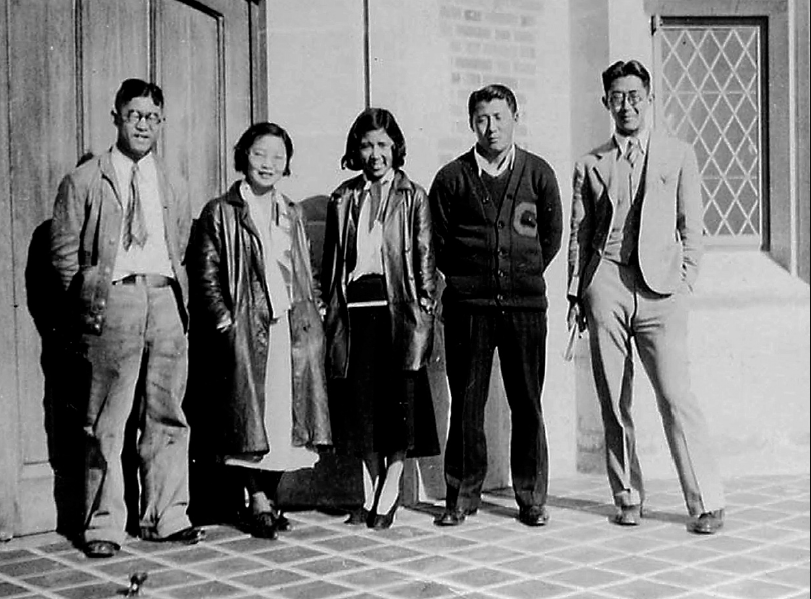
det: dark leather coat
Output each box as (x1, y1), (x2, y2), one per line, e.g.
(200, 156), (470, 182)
(189, 182), (331, 457)
(321, 170), (437, 378)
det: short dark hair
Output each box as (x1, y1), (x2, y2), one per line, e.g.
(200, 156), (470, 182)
(601, 60), (651, 94)
(114, 79), (164, 113)
(341, 107), (406, 171)
(467, 84), (518, 126)
(234, 122), (294, 177)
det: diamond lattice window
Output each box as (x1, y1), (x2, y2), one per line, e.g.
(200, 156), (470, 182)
(659, 24), (762, 243)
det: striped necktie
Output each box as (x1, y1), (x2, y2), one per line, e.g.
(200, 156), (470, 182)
(123, 163), (148, 250)
(367, 180), (383, 232)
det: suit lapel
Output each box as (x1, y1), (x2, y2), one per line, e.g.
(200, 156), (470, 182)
(593, 143), (618, 207)
(643, 130), (666, 201)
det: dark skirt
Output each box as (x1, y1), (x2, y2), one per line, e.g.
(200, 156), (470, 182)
(329, 295), (439, 459)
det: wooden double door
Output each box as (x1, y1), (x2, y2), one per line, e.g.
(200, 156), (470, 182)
(0, 0), (265, 538)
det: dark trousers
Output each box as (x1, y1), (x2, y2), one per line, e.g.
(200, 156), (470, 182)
(443, 306), (549, 511)
(82, 283), (191, 544)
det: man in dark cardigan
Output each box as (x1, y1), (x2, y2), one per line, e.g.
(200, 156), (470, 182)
(429, 84), (563, 527)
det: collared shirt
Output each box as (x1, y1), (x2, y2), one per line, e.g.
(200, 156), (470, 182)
(603, 128), (650, 265)
(474, 143), (516, 178)
(613, 128), (650, 163)
(110, 146), (174, 280)
(348, 168), (395, 287)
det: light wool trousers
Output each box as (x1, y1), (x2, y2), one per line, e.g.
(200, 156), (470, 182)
(81, 282), (191, 545)
(582, 259), (724, 516)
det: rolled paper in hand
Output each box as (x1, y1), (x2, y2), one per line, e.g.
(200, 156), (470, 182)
(563, 324), (578, 362)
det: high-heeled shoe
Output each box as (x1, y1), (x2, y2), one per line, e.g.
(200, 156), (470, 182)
(248, 512), (278, 540)
(267, 505), (292, 532)
(344, 507), (372, 526)
(370, 498), (399, 530)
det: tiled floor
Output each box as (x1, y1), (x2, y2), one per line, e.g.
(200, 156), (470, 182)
(1, 474), (808, 599)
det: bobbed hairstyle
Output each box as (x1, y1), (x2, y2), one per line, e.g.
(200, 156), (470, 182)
(234, 122), (294, 177)
(341, 107), (406, 171)
(114, 78), (164, 113)
(601, 60), (651, 94)
(467, 84), (518, 127)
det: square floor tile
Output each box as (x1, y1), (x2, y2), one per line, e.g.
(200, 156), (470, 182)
(21, 569), (101, 590)
(274, 580), (353, 598)
(231, 567), (305, 589)
(353, 545), (424, 563)
(0, 581), (31, 597)
(334, 567), (408, 589)
(295, 556), (368, 576)
(712, 578), (800, 599)
(599, 579), (685, 599)
(142, 568), (206, 589)
(547, 566), (625, 589)
(0, 558), (64, 578)
(490, 578), (575, 599)
(164, 580), (243, 598)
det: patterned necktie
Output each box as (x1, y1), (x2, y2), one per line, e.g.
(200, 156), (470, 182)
(123, 163), (148, 250)
(367, 180), (383, 232)
(625, 138), (641, 168)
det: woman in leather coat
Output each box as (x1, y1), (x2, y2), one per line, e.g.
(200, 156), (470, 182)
(189, 122), (330, 539)
(322, 108), (439, 529)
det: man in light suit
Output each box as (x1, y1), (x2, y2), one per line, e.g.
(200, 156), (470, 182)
(567, 60), (725, 534)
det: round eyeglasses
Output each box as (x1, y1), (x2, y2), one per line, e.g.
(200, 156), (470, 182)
(607, 91), (646, 109)
(121, 110), (164, 127)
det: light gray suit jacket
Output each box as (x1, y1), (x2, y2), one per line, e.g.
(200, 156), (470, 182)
(568, 129), (704, 298)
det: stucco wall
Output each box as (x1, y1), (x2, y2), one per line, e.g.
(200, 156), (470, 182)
(261, 0), (809, 508)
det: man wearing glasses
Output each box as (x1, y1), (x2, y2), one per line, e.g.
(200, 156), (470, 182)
(51, 79), (203, 557)
(567, 60), (725, 534)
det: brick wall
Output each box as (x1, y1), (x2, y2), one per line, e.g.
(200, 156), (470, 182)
(437, 0), (547, 164)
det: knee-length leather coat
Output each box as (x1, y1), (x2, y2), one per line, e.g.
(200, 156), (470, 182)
(189, 182), (331, 457)
(321, 170), (437, 378)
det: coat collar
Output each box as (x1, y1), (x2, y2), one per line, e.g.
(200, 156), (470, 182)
(98, 148), (169, 208)
(592, 130), (666, 205)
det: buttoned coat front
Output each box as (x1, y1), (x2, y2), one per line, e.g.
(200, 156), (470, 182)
(568, 130), (704, 299)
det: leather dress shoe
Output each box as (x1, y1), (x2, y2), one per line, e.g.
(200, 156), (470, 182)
(688, 509), (724, 534)
(273, 512), (292, 532)
(84, 540), (120, 558)
(611, 505), (641, 526)
(345, 507), (372, 526)
(249, 513), (278, 539)
(434, 507), (477, 527)
(267, 506), (292, 532)
(370, 500), (399, 530)
(518, 505), (549, 527)
(161, 526), (206, 544)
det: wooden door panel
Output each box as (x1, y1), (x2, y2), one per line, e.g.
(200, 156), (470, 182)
(159, 0), (224, 212)
(158, 0), (252, 215)
(9, 0), (77, 466)
(7, 0), (79, 534)
(1, 0), (262, 537)
(81, 0), (150, 156)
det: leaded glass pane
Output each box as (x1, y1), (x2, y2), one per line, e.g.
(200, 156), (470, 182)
(660, 23), (762, 243)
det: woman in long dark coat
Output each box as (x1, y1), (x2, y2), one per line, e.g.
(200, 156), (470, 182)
(189, 122), (330, 539)
(322, 108), (439, 529)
